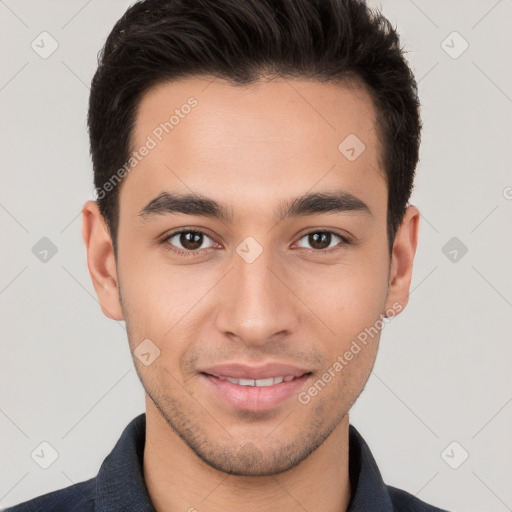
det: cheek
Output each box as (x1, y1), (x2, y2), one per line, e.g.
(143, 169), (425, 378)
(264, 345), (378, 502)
(117, 255), (177, 339)
(296, 255), (389, 337)
(117, 250), (220, 352)
(308, 270), (387, 406)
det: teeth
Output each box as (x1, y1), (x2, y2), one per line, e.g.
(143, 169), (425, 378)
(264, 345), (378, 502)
(216, 375), (296, 387)
(255, 378), (275, 387)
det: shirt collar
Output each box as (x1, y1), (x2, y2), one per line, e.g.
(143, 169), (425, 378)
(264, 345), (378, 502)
(94, 413), (394, 511)
(346, 424), (395, 511)
(95, 413), (155, 511)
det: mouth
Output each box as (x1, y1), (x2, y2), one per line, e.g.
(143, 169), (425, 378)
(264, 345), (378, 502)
(203, 373), (309, 387)
(200, 371), (313, 412)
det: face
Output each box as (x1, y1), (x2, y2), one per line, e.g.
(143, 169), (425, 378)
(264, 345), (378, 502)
(83, 77), (418, 477)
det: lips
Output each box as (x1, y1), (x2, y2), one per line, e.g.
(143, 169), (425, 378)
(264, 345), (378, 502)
(200, 371), (312, 412)
(198, 362), (313, 411)
(210, 375), (297, 387)
(199, 362), (311, 380)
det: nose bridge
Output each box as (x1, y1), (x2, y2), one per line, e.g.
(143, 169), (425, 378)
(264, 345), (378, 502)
(215, 244), (298, 345)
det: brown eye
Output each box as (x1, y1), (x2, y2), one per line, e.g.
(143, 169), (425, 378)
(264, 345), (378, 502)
(296, 231), (345, 251)
(166, 230), (214, 252)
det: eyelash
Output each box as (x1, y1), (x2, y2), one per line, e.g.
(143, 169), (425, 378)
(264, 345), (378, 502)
(161, 229), (350, 257)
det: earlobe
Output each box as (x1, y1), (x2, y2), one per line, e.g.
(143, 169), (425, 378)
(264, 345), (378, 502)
(384, 205), (420, 314)
(81, 200), (124, 321)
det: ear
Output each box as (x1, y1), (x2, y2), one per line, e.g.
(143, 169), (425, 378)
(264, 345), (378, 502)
(81, 200), (124, 321)
(384, 205), (420, 314)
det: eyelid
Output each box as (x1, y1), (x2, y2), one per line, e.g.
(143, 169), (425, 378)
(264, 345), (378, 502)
(161, 228), (220, 256)
(293, 229), (350, 253)
(161, 227), (351, 257)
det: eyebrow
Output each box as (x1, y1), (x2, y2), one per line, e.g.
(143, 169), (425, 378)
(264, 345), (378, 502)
(138, 190), (371, 222)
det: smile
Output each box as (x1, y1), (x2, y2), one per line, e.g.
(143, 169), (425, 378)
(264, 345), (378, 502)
(209, 375), (297, 386)
(201, 372), (312, 412)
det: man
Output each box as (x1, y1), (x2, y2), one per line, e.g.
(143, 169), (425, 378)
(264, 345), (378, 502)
(4, 0), (449, 510)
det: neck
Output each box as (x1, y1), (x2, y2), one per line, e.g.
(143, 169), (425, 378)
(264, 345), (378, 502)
(143, 398), (352, 512)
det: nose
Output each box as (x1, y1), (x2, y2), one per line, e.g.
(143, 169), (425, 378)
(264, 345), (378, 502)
(214, 246), (300, 347)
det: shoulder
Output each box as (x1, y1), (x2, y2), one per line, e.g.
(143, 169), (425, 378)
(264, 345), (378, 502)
(387, 485), (450, 512)
(2, 477), (96, 512)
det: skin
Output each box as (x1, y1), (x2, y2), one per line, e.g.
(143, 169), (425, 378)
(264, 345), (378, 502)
(82, 76), (419, 512)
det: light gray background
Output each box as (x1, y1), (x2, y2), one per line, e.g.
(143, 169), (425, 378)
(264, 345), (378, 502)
(1, 1), (511, 511)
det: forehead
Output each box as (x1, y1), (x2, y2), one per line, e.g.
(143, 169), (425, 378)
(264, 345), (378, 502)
(133, 76), (380, 150)
(124, 76), (385, 214)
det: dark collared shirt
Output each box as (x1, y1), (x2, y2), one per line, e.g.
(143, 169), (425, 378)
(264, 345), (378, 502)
(3, 413), (449, 511)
